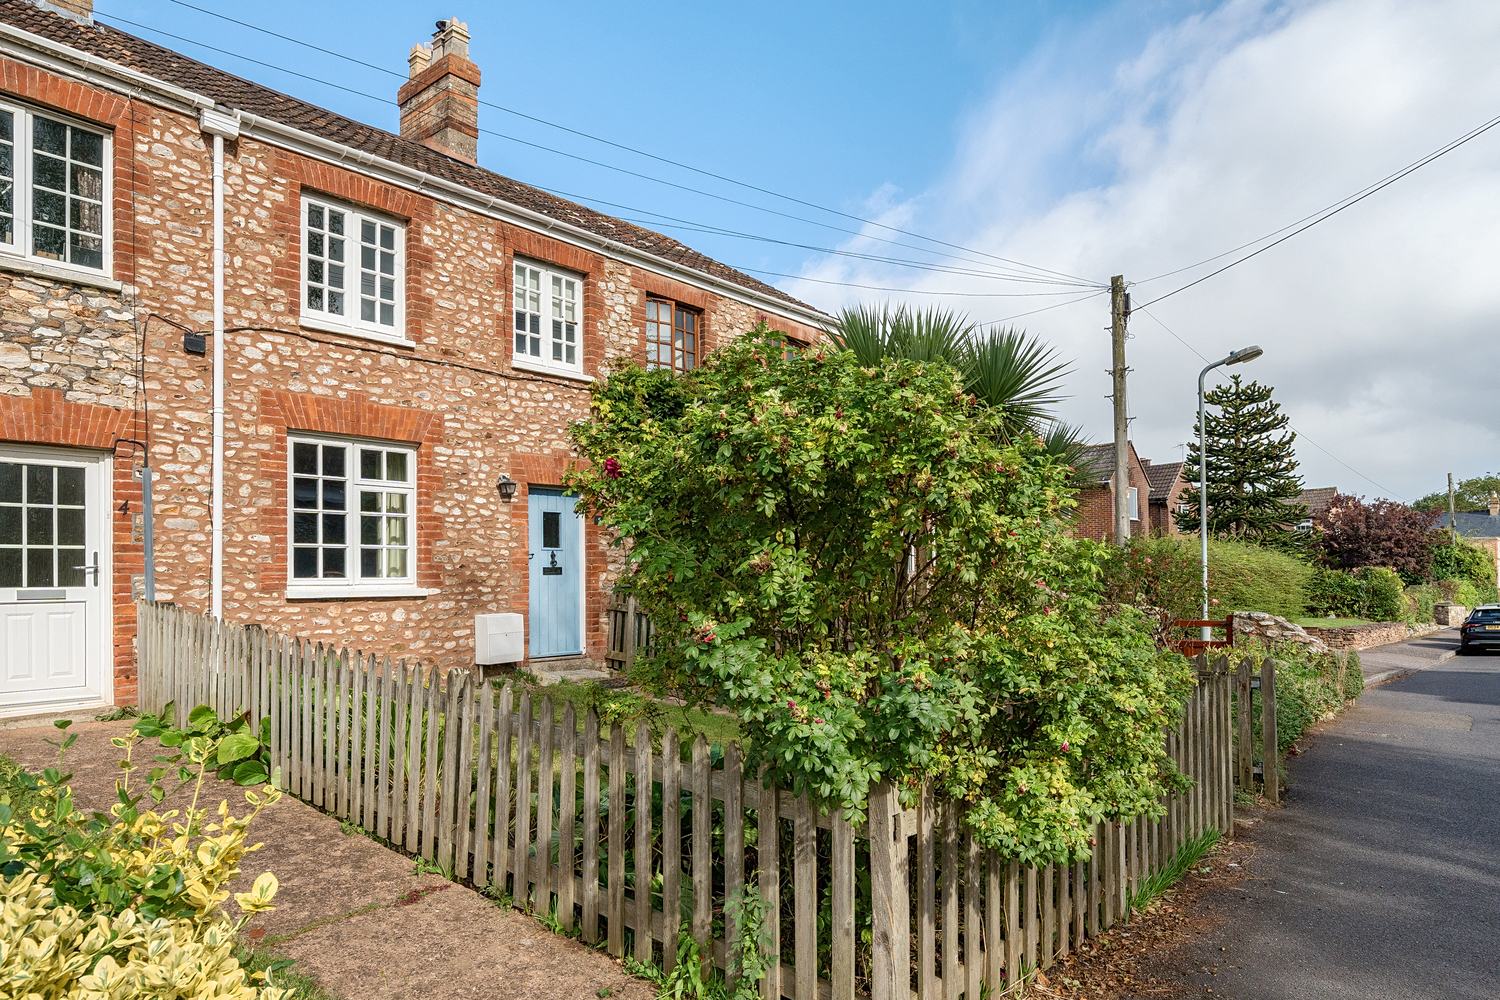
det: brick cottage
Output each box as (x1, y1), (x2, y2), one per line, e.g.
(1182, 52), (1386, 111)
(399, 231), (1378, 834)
(0, 0), (827, 719)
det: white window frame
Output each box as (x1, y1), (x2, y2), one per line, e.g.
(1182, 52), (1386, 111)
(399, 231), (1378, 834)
(299, 194), (408, 346)
(512, 257), (587, 379)
(1128, 486), (1140, 522)
(284, 434), (430, 600)
(0, 99), (112, 280)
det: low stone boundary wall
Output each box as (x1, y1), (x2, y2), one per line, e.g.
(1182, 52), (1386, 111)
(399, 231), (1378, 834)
(1301, 621), (1421, 650)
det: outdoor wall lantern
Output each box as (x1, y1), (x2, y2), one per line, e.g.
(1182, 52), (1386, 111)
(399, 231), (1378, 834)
(496, 474), (519, 501)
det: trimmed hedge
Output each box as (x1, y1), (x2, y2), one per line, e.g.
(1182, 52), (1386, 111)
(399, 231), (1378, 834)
(1099, 535), (1311, 620)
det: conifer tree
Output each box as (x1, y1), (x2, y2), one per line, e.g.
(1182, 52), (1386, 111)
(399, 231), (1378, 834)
(1174, 374), (1305, 543)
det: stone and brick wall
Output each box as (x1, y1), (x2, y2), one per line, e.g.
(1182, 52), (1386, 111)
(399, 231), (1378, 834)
(0, 55), (823, 705)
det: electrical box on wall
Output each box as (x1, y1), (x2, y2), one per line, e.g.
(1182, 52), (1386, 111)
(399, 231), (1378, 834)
(474, 613), (524, 665)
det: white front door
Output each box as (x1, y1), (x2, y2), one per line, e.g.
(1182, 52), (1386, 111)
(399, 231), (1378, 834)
(0, 446), (110, 715)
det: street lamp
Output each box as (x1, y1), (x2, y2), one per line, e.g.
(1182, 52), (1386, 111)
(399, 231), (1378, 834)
(1197, 345), (1263, 641)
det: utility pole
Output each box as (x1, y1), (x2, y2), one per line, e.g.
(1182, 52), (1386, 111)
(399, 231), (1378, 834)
(1449, 473), (1458, 545)
(1110, 275), (1130, 545)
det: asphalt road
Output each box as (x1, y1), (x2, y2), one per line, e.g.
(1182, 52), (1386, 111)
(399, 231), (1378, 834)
(1164, 630), (1500, 999)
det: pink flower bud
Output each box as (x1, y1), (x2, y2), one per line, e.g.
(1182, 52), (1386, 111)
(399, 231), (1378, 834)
(1061, 742), (1070, 752)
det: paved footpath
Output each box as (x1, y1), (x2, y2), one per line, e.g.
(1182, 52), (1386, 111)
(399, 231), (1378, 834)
(1153, 646), (1500, 999)
(1355, 627), (1460, 686)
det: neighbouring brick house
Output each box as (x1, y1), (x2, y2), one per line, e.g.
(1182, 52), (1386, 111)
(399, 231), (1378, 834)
(1142, 459), (1189, 536)
(1070, 442), (1151, 542)
(0, 1), (827, 719)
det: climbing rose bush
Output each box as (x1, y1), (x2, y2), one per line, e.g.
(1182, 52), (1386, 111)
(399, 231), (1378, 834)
(569, 329), (1194, 863)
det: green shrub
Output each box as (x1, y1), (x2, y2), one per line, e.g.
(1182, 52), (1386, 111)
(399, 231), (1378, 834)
(1306, 567), (1363, 618)
(568, 336), (1196, 864)
(1356, 567), (1407, 621)
(1404, 584), (1436, 624)
(1307, 566), (1408, 621)
(1430, 539), (1497, 592)
(1099, 535), (1310, 620)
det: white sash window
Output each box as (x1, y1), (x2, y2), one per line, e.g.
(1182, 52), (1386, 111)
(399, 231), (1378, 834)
(513, 259), (583, 377)
(302, 196), (406, 343)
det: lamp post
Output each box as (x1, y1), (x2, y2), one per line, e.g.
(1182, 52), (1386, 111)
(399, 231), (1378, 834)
(1197, 345), (1264, 641)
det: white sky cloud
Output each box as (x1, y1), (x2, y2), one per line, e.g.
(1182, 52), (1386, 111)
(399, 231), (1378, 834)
(782, 0), (1500, 503)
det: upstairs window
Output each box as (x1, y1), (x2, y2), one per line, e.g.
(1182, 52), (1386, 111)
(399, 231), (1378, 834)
(645, 299), (699, 373)
(0, 103), (108, 274)
(766, 334), (805, 361)
(513, 260), (582, 376)
(1128, 486), (1140, 522)
(302, 196), (405, 342)
(289, 436), (416, 595)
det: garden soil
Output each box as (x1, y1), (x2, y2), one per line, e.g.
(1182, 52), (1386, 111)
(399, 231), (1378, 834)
(0, 719), (655, 1000)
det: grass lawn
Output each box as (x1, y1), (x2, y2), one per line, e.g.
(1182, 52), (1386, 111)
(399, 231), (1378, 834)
(1289, 616), (1375, 628)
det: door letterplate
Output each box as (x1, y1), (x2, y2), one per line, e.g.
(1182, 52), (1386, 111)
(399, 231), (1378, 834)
(17, 589), (67, 602)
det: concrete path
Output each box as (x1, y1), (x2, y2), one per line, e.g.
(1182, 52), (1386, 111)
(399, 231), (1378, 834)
(1149, 652), (1500, 999)
(1355, 626), (1459, 686)
(0, 720), (653, 1000)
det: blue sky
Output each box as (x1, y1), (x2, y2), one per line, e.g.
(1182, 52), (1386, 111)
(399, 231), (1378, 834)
(97, 0), (1500, 503)
(97, 0), (1156, 282)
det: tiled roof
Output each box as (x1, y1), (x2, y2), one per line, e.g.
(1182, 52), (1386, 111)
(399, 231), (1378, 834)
(1143, 460), (1184, 500)
(0, 1), (818, 313)
(1072, 443), (1114, 484)
(1291, 487), (1338, 515)
(1437, 512), (1500, 539)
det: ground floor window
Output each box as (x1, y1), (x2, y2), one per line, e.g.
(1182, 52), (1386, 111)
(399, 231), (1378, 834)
(289, 436), (415, 594)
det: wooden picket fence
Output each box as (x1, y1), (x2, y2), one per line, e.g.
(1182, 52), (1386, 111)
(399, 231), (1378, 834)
(135, 600), (1249, 997)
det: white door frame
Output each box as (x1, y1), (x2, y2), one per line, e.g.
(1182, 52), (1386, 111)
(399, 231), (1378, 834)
(0, 442), (114, 718)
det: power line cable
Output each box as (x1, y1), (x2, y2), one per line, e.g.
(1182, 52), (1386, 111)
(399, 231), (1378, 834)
(1135, 109), (1500, 309)
(727, 269), (1102, 298)
(979, 289), (1110, 326)
(607, 214), (1095, 289)
(1136, 308), (1407, 500)
(135, 0), (1102, 287)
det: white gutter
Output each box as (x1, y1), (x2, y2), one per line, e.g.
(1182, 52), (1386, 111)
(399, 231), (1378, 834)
(201, 108), (239, 619)
(0, 21), (210, 115)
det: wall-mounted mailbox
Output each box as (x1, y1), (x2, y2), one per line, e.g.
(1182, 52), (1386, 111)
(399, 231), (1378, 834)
(475, 612), (524, 665)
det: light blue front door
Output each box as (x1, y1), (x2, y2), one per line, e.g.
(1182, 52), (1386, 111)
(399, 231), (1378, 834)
(528, 489), (583, 658)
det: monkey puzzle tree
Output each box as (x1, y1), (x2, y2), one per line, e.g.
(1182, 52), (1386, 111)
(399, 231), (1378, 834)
(1175, 374), (1304, 545)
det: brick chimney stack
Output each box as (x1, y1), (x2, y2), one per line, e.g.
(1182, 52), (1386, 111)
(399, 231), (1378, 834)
(399, 18), (480, 165)
(1488, 492), (1499, 517)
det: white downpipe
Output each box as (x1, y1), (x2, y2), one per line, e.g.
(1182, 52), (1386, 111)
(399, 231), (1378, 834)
(210, 129), (224, 620)
(201, 108), (238, 618)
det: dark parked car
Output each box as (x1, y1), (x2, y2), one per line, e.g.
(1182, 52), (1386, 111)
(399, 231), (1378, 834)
(1459, 605), (1500, 654)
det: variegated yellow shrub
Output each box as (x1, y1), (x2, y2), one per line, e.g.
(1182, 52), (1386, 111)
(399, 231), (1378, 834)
(1, 870), (289, 999)
(0, 720), (292, 998)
